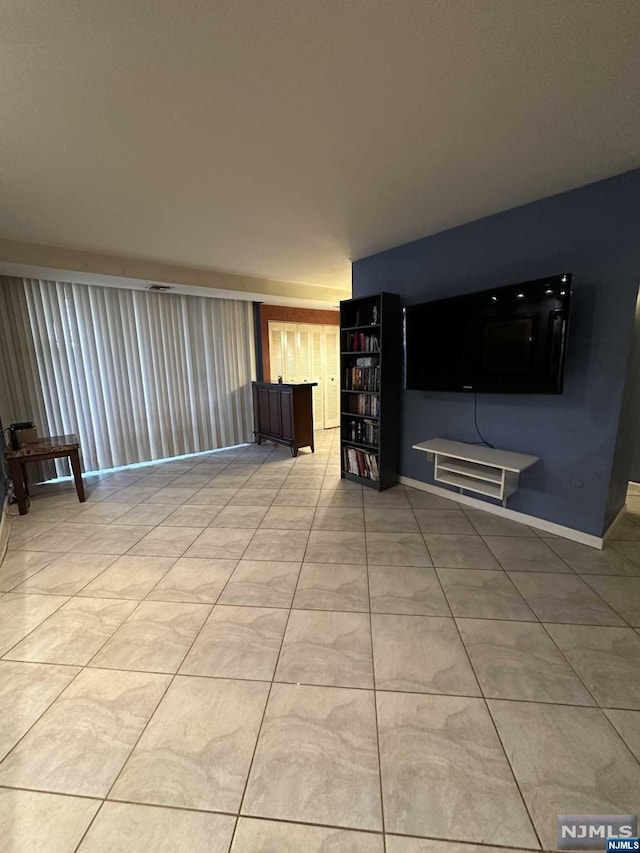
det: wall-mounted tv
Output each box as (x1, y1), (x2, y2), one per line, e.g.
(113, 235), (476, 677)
(403, 273), (572, 393)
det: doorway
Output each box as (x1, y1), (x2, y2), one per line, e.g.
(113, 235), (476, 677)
(268, 322), (340, 429)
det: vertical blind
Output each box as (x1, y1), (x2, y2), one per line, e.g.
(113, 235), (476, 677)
(0, 277), (55, 482)
(0, 276), (49, 428)
(15, 278), (255, 474)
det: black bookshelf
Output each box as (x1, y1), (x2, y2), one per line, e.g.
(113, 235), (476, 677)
(340, 292), (401, 491)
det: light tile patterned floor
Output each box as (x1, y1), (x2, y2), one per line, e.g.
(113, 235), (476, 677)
(0, 428), (639, 852)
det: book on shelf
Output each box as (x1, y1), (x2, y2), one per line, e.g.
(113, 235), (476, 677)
(345, 332), (379, 352)
(344, 365), (380, 391)
(344, 393), (379, 417)
(343, 446), (379, 481)
(344, 418), (379, 446)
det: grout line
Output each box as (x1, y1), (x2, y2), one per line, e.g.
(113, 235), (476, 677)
(7, 655), (640, 712)
(596, 707), (640, 772)
(578, 573), (638, 629)
(423, 504), (544, 848)
(364, 504), (388, 850)
(0, 784), (104, 804)
(476, 685), (544, 849)
(537, 621), (640, 773)
(3, 568), (636, 629)
(0, 596), (153, 779)
(72, 796), (106, 850)
(0, 594), (74, 659)
(232, 812), (384, 839)
(230, 551), (303, 847)
(433, 565), (541, 625)
(479, 533), (578, 575)
(67, 532), (248, 853)
(72, 544), (250, 851)
(384, 829), (545, 852)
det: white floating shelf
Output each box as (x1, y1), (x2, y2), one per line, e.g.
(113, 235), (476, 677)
(436, 458), (503, 484)
(412, 438), (539, 505)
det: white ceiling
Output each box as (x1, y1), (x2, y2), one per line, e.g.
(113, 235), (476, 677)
(1, 0), (639, 291)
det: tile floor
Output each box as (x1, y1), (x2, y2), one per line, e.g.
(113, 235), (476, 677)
(0, 429), (639, 852)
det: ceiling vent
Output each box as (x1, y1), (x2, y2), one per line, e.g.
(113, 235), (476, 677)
(147, 284), (173, 292)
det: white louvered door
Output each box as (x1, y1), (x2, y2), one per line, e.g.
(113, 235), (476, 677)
(269, 325), (284, 382)
(322, 325), (340, 428)
(296, 325), (312, 383)
(283, 324), (297, 382)
(310, 325), (325, 429)
(268, 320), (339, 430)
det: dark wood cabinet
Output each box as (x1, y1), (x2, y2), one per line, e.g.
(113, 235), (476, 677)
(252, 381), (316, 456)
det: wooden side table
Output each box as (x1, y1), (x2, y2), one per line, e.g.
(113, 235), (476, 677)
(3, 434), (86, 515)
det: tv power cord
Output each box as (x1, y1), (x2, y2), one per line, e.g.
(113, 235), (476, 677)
(471, 392), (494, 448)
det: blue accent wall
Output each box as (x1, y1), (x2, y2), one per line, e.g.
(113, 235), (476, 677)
(352, 169), (640, 536)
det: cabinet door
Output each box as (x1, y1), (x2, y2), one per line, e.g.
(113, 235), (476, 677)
(280, 390), (293, 439)
(257, 387), (270, 433)
(268, 389), (282, 435)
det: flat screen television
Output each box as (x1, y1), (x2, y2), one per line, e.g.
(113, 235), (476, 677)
(403, 273), (572, 393)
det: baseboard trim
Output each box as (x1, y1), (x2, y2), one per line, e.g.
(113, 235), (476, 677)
(0, 496), (10, 564)
(399, 475), (604, 550)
